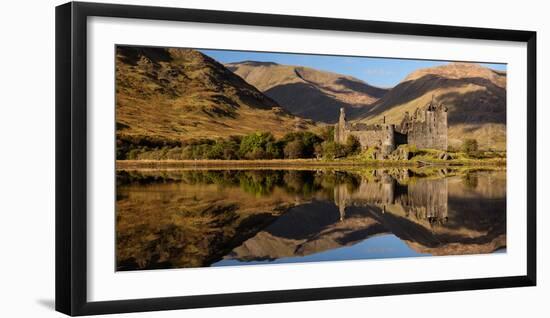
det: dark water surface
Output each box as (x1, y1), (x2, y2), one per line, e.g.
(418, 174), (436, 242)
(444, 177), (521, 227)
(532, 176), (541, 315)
(115, 168), (506, 271)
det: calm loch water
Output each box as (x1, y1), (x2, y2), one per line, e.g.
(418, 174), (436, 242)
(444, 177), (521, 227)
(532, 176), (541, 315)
(115, 168), (506, 271)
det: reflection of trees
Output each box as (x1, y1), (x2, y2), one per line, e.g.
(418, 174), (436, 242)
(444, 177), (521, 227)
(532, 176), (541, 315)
(462, 172), (479, 189)
(238, 171), (282, 196)
(117, 169), (364, 198)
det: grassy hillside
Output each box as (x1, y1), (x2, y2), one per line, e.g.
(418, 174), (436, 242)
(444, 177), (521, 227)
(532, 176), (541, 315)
(116, 46), (316, 148)
(355, 63), (506, 150)
(226, 61), (388, 123)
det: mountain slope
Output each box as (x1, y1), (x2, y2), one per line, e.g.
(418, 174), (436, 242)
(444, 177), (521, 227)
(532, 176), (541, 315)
(355, 63), (507, 150)
(116, 47), (315, 145)
(226, 61), (388, 123)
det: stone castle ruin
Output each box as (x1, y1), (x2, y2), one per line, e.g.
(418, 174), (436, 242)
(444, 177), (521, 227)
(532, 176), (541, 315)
(334, 96), (448, 155)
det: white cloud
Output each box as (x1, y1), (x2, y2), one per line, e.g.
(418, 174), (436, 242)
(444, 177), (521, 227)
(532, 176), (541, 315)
(364, 68), (396, 76)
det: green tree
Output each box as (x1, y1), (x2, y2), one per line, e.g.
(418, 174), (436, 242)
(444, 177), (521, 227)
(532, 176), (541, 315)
(345, 135), (361, 155)
(321, 141), (346, 159)
(247, 148), (266, 160)
(281, 131), (322, 158)
(284, 140), (305, 159)
(205, 140), (225, 159)
(239, 132), (275, 159)
(314, 143), (323, 159)
(319, 126), (335, 142)
(222, 140), (240, 160)
(223, 136), (242, 160)
(127, 148), (142, 160)
(462, 139), (479, 155)
(265, 141), (283, 159)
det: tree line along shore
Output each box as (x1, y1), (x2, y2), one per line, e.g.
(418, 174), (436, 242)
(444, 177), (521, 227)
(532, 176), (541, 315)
(117, 128), (505, 166)
(116, 159), (505, 171)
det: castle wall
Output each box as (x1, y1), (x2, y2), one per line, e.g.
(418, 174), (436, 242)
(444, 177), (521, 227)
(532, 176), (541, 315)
(348, 126), (395, 154)
(407, 110), (447, 151)
(334, 107), (396, 155)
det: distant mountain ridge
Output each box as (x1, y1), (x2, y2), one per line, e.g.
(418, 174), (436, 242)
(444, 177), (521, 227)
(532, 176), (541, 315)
(226, 61), (388, 123)
(403, 62), (506, 85)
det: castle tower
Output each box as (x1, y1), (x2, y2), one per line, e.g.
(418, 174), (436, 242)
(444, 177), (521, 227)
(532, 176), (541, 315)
(436, 104), (448, 151)
(334, 107), (347, 143)
(406, 97), (448, 151)
(381, 174), (395, 204)
(381, 124), (395, 155)
(334, 183), (348, 222)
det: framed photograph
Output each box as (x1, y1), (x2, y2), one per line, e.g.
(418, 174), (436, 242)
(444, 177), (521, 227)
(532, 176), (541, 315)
(55, 1), (536, 316)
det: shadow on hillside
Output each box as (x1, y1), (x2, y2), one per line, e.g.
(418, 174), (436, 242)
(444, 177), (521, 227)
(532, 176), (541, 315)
(265, 82), (375, 123)
(357, 74), (506, 125)
(335, 77), (388, 97)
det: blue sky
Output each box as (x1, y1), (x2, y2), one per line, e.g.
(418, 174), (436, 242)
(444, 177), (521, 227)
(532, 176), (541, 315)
(200, 49), (506, 88)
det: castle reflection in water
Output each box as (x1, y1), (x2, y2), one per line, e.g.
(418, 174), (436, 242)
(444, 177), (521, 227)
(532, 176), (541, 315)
(334, 171), (449, 226)
(115, 168), (506, 271)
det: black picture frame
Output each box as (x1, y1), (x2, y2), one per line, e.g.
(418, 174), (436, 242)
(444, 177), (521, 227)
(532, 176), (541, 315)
(55, 1), (537, 316)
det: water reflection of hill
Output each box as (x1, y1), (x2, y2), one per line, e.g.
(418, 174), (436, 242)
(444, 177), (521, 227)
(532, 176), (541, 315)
(116, 168), (506, 270)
